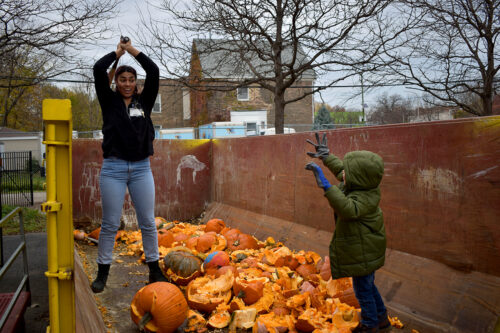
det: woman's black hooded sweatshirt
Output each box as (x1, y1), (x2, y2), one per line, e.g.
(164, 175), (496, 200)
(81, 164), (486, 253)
(93, 51), (159, 161)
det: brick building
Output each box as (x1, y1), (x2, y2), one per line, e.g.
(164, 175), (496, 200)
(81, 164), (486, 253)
(153, 39), (315, 133)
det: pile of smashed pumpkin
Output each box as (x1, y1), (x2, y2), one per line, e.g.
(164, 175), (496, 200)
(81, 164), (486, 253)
(81, 218), (404, 333)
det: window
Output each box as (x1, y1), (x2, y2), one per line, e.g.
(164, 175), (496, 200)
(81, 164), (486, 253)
(153, 94), (161, 113)
(237, 87), (249, 101)
(246, 122), (257, 136)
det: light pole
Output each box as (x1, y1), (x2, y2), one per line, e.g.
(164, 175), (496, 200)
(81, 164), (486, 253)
(360, 72), (365, 124)
(360, 73), (365, 123)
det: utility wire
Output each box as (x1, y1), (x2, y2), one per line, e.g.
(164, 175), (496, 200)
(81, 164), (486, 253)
(1, 76), (496, 89)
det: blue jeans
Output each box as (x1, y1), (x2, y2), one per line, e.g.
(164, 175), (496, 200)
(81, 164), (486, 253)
(97, 157), (159, 265)
(352, 272), (387, 328)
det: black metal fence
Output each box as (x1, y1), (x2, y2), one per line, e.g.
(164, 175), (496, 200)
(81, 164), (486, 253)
(0, 151), (42, 208)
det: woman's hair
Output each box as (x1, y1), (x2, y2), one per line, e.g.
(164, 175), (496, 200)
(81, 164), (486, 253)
(114, 65), (137, 80)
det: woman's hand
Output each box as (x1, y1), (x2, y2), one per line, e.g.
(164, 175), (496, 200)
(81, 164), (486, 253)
(119, 38), (140, 57)
(119, 38), (131, 52)
(115, 41), (126, 58)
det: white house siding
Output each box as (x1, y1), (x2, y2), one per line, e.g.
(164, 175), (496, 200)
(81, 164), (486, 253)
(0, 135), (43, 163)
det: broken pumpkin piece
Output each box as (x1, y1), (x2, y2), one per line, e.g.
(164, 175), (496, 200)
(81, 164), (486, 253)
(233, 276), (268, 305)
(229, 297), (246, 313)
(207, 309), (231, 329)
(262, 246), (293, 266)
(304, 251), (322, 265)
(331, 302), (361, 330)
(286, 292), (310, 309)
(295, 264), (319, 282)
(229, 308), (258, 331)
(318, 256), (332, 281)
(186, 271), (234, 313)
(184, 310), (206, 333)
(252, 312), (296, 333)
(185, 233), (227, 253)
(215, 265), (239, 278)
(295, 308), (326, 333)
(312, 324), (339, 333)
(325, 278), (360, 308)
(247, 284), (275, 314)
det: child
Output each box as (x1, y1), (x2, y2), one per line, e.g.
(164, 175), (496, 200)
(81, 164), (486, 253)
(306, 133), (391, 333)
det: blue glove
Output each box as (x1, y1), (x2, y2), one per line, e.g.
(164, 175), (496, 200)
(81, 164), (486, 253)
(305, 162), (331, 191)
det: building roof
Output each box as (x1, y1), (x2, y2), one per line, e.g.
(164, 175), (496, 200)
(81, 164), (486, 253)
(0, 127), (40, 138)
(193, 39), (315, 80)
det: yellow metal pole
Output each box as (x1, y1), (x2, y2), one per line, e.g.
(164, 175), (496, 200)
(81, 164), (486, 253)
(42, 99), (75, 333)
(44, 123), (59, 333)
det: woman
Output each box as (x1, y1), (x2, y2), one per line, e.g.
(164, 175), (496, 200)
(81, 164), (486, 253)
(91, 38), (167, 293)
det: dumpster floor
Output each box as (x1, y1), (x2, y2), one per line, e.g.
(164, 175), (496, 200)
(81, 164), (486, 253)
(77, 240), (425, 333)
(77, 242), (146, 332)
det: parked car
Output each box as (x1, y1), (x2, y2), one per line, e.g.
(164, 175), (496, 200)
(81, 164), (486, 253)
(263, 127), (296, 135)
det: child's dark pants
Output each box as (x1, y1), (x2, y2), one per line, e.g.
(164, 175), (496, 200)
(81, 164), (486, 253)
(352, 271), (387, 328)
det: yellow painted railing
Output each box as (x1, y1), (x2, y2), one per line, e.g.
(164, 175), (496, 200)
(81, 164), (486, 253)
(41, 99), (75, 333)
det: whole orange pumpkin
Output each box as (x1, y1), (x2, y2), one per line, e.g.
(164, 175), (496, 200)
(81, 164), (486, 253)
(221, 228), (241, 242)
(205, 219), (226, 233)
(227, 233), (259, 251)
(203, 251), (231, 275)
(157, 230), (174, 248)
(196, 232), (217, 253)
(130, 282), (188, 333)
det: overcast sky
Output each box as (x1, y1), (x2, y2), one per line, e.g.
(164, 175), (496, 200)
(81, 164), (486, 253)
(82, 0), (415, 113)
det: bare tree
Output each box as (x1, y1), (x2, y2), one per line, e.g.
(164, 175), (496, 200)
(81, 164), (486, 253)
(380, 0), (500, 116)
(0, 0), (121, 86)
(0, 0), (121, 55)
(368, 93), (414, 124)
(138, 0), (394, 133)
(0, 0), (120, 127)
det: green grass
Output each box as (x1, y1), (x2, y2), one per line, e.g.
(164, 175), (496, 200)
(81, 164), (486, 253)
(1, 174), (46, 192)
(1, 204), (46, 235)
(32, 176), (46, 191)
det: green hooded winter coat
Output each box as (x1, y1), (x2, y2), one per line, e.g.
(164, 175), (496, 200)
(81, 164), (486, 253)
(322, 150), (386, 279)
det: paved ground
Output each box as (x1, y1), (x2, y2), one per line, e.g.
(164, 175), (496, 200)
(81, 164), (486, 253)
(1, 191), (49, 332)
(76, 241), (149, 332)
(1, 233), (50, 333)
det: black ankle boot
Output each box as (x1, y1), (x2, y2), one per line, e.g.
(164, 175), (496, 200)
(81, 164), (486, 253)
(147, 260), (168, 283)
(91, 263), (110, 293)
(378, 312), (392, 331)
